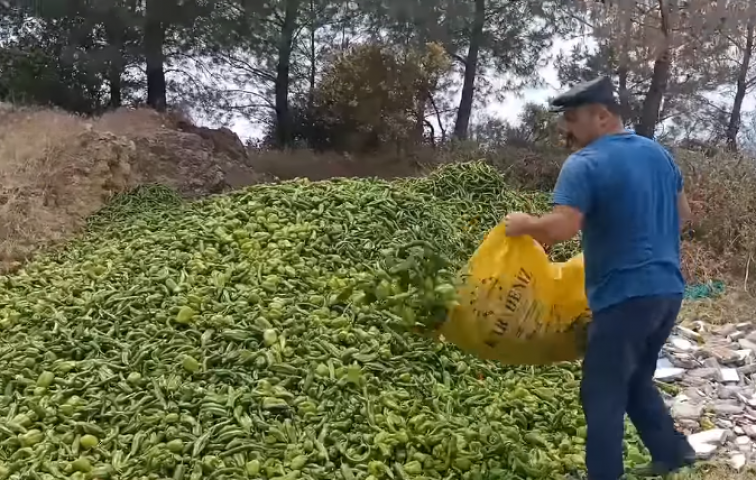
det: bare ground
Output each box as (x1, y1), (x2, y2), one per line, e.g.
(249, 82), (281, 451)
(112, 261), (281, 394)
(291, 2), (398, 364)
(682, 463), (756, 480)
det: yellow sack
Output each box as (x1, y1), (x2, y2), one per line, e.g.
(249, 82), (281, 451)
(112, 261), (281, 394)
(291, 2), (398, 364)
(439, 222), (591, 365)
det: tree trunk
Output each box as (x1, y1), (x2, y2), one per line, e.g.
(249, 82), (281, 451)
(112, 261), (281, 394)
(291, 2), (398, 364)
(453, 0), (485, 140)
(635, 0), (673, 138)
(307, 0), (316, 109)
(726, 20), (754, 151)
(109, 60), (123, 109)
(617, 5), (631, 121)
(105, 26), (123, 109)
(617, 65), (630, 120)
(274, 0), (300, 149)
(144, 0), (167, 112)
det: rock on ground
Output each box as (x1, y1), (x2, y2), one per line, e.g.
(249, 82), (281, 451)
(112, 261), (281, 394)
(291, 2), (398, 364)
(656, 317), (756, 470)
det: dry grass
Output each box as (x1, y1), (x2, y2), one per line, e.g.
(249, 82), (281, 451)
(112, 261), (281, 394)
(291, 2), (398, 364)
(679, 288), (756, 325)
(681, 463), (756, 480)
(0, 107), (137, 272)
(676, 149), (756, 284)
(248, 146), (442, 181)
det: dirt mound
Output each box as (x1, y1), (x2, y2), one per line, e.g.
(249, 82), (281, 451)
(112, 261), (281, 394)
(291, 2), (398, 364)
(0, 106), (268, 272)
(96, 108), (272, 195)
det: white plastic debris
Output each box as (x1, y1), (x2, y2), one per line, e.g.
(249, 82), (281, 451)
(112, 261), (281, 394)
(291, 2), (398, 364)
(719, 368), (740, 383)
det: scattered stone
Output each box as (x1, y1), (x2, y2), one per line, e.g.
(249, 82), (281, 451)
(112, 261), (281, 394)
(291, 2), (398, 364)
(684, 387), (706, 400)
(703, 357), (721, 369)
(671, 337), (695, 351)
(739, 339), (756, 352)
(737, 322), (755, 333)
(655, 367), (685, 381)
(720, 386), (743, 399)
(678, 325), (704, 341)
(713, 403), (745, 415)
(691, 442), (718, 457)
(730, 331), (747, 342)
(730, 452), (747, 470)
(705, 341), (745, 365)
(692, 321), (710, 333)
(681, 376), (708, 387)
(664, 318), (756, 468)
(672, 401), (704, 420)
(689, 368), (718, 379)
(718, 324), (739, 336)
(688, 429), (729, 445)
(669, 353), (698, 369)
(742, 425), (756, 439)
(677, 419), (701, 431)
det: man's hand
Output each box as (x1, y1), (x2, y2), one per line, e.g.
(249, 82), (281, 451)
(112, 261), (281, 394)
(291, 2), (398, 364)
(503, 206), (583, 246)
(504, 212), (536, 237)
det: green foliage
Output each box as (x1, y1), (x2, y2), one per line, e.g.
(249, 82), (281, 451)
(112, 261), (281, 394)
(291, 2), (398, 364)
(471, 102), (564, 151)
(0, 26), (108, 113)
(267, 42), (452, 152)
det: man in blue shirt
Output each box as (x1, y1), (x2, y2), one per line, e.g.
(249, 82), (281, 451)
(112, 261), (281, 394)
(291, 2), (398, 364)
(505, 76), (695, 480)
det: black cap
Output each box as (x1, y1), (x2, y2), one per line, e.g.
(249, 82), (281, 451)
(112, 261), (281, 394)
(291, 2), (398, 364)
(549, 76), (617, 113)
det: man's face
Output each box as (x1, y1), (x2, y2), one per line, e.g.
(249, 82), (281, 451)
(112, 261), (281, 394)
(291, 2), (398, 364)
(560, 106), (602, 148)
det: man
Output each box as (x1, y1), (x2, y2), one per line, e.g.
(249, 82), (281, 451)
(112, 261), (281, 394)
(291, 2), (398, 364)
(504, 76), (695, 480)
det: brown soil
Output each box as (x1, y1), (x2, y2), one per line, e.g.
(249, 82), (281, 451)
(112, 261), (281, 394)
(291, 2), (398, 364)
(0, 105), (269, 272)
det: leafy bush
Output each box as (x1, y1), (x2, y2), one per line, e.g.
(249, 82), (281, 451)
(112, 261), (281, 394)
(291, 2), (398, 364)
(265, 42), (451, 153)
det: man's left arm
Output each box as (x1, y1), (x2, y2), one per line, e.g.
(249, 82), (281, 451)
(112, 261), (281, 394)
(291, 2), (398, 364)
(507, 154), (590, 246)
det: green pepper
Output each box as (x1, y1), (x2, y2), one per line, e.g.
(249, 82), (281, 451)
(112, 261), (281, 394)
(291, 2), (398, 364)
(0, 165), (594, 479)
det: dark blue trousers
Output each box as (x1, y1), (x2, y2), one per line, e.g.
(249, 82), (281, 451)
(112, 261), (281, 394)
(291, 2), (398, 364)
(581, 295), (694, 480)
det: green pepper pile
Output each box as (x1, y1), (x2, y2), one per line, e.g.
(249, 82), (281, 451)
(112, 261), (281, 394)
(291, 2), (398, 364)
(0, 163), (645, 480)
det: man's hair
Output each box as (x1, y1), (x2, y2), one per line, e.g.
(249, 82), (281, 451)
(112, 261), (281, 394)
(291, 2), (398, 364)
(604, 102), (623, 117)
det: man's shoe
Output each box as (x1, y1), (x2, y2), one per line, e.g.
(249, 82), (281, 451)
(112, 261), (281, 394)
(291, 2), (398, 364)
(629, 453), (696, 477)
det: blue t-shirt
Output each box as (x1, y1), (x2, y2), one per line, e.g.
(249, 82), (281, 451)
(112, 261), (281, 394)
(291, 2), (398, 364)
(553, 132), (684, 313)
